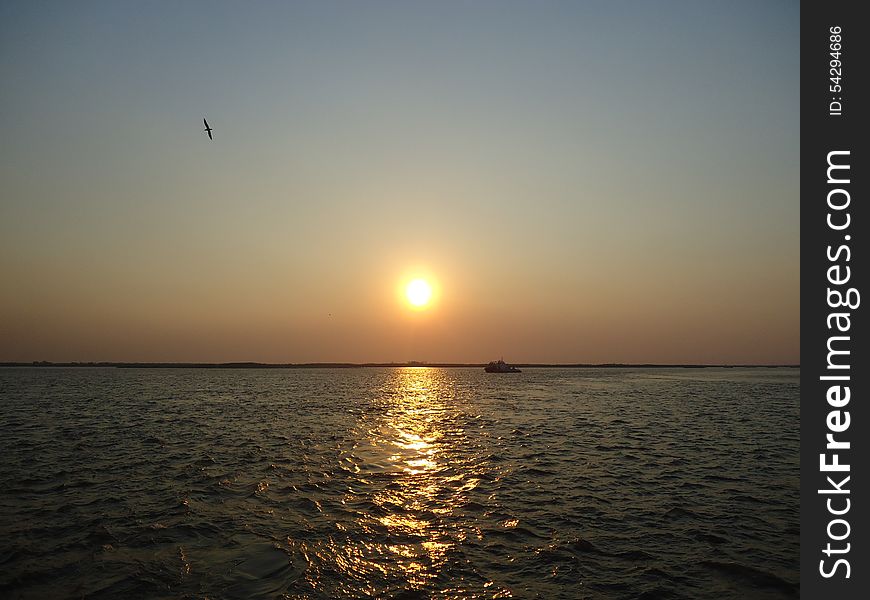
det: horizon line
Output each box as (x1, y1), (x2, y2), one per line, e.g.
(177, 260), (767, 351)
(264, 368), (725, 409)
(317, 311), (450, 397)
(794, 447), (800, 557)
(2, 361), (800, 369)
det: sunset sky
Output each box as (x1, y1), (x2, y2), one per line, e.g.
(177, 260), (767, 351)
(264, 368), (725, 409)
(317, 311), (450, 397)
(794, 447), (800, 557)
(0, 1), (799, 364)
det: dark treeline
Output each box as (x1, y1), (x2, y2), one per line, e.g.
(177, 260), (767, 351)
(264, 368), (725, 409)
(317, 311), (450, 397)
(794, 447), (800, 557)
(2, 362), (799, 369)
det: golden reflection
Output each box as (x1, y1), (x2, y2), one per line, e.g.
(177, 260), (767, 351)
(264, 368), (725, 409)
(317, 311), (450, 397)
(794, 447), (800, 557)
(322, 367), (510, 596)
(354, 367), (458, 590)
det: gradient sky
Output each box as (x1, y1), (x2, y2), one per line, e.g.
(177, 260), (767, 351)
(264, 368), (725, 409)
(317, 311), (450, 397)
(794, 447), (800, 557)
(0, 1), (799, 364)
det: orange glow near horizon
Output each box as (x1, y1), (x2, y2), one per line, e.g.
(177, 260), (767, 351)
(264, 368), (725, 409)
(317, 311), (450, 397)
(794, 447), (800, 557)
(0, 3), (800, 366)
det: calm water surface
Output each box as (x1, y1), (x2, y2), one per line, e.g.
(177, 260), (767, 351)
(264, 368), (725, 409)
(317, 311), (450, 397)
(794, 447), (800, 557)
(0, 367), (799, 599)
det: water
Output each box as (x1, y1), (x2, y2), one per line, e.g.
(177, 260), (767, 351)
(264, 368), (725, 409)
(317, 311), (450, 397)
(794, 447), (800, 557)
(0, 367), (799, 599)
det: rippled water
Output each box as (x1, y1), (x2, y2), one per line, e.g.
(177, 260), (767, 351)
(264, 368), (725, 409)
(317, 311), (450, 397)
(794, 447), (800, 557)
(0, 367), (799, 599)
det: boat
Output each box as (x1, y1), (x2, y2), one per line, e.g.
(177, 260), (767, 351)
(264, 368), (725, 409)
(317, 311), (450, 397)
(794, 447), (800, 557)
(484, 359), (521, 373)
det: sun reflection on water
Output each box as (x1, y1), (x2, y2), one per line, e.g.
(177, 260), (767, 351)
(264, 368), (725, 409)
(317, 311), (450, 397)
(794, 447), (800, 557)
(373, 368), (452, 586)
(303, 367), (506, 596)
(352, 368), (464, 590)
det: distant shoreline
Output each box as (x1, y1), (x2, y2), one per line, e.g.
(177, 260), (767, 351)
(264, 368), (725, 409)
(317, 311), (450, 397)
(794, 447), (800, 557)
(1, 362), (800, 369)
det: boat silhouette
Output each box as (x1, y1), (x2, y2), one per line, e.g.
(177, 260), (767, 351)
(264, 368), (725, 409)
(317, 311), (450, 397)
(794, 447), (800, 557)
(484, 359), (521, 373)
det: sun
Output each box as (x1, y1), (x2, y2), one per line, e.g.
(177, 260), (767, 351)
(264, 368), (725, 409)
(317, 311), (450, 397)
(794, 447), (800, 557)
(405, 278), (433, 308)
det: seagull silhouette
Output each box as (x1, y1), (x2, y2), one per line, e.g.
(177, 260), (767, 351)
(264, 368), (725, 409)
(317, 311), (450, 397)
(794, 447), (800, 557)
(203, 118), (213, 140)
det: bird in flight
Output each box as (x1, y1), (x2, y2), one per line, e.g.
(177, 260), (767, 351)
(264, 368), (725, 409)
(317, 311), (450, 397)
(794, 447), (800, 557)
(203, 118), (213, 140)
